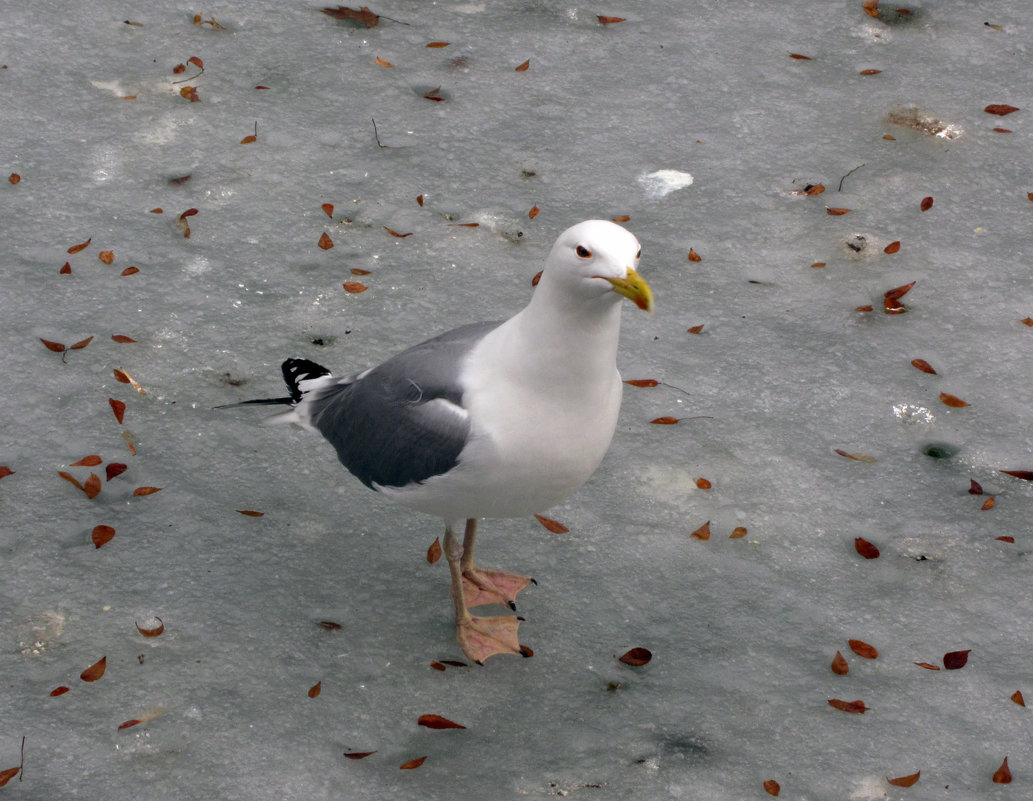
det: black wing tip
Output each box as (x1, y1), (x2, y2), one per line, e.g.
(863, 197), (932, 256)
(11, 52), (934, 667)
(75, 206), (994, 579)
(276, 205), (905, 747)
(282, 358), (332, 403)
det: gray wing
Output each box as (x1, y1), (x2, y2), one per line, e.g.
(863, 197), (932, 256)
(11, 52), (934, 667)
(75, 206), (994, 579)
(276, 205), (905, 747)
(306, 321), (501, 490)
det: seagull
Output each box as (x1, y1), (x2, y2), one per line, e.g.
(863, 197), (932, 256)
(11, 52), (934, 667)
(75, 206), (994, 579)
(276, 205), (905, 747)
(226, 220), (653, 663)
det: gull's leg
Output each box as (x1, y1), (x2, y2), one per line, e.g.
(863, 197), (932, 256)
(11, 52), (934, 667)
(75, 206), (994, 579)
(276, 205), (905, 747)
(445, 520), (529, 664)
(459, 518), (535, 610)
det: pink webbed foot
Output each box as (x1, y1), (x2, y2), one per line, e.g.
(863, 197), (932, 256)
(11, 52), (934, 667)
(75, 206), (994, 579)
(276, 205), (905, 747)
(456, 613), (532, 664)
(460, 568), (535, 609)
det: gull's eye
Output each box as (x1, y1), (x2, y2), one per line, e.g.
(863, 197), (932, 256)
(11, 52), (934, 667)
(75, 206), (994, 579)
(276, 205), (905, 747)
(576, 245), (592, 258)
(635, 249), (641, 259)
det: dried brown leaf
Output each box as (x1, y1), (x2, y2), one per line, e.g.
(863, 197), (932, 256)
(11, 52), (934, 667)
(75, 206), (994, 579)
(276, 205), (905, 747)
(427, 537), (442, 564)
(1001, 470), (1033, 481)
(308, 681), (322, 698)
(322, 5), (380, 27)
(343, 281), (367, 293)
(763, 779), (780, 796)
(0, 768), (18, 788)
(981, 497), (995, 511)
(80, 655), (107, 682)
(515, 59), (530, 72)
(40, 338), (66, 353)
(72, 455), (102, 467)
(619, 647), (652, 666)
(650, 416), (680, 425)
(180, 86), (200, 102)
(730, 526), (748, 539)
(70, 336), (94, 350)
(688, 248), (702, 262)
(418, 714), (465, 730)
(106, 463), (127, 481)
(50, 686), (70, 696)
(136, 617), (165, 637)
(318, 232), (334, 250)
(985, 104), (1019, 116)
(399, 756), (427, 770)
(884, 240), (901, 254)
(1011, 690), (1025, 707)
(849, 639), (878, 659)
(695, 478), (712, 490)
(826, 207), (851, 215)
(240, 135), (257, 144)
(687, 324), (705, 334)
(344, 751), (377, 759)
(914, 662), (940, 670)
(375, 56), (392, 67)
(528, 205), (539, 219)
(8, 173), (21, 184)
(133, 486), (162, 496)
(110, 398), (126, 424)
(993, 756), (1012, 783)
(59, 471), (83, 490)
(831, 651), (849, 675)
(887, 771), (920, 788)
(535, 514), (569, 533)
(911, 358), (936, 374)
(98, 250), (114, 264)
(828, 698), (868, 714)
(854, 537), (880, 559)
(920, 196), (934, 212)
(598, 15), (625, 24)
(943, 649), (970, 669)
(611, 215), (631, 222)
(92, 525), (115, 548)
(939, 392), (969, 408)
(789, 53), (812, 60)
(860, 68), (882, 75)
(112, 334), (137, 343)
(68, 238), (92, 254)
(425, 41), (449, 48)
(322, 203), (334, 218)
(691, 521), (711, 540)
(384, 227), (412, 238)
(430, 660), (446, 671)
(83, 473), (101, 499)
(624, 379), (659, 387)
(237, 509), (264, 516)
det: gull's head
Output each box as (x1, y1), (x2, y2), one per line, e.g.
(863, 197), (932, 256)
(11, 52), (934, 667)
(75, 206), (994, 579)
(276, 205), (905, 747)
(543, 220), (653, 313)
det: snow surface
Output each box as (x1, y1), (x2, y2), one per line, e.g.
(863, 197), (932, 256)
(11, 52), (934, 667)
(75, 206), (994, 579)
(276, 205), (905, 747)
(3, 1), (1033, 799)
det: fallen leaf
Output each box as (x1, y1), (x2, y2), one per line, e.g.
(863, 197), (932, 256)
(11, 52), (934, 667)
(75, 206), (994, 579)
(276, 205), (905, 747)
(981, 497), (995, 511)
(112, 335), (136, 343)
(535, 514), (569, 533)
(993, 756), (1011, 783)
(317, 621), (342, 630)
(91, 525), (115, 548)
(997, 536), (1015, 543)
(117, 719), (143, 731)
(351, 268), (371, 276)
(831, 651), (849, 675)
(240, 134), (257, 144)
(418, 714), (465, 730)
(1012, 690), (1025, 707)
(943, 649), (970, 670)
(0, 466), (12, 480)
(309, 681), (322, 698)
(425, 41), (449, 48)
(113, 369), (130, 384)
(968, 479), (983, 495)
(321, 203), (334, 219)
(98, 250), (114, 264)
(730, 526), (748, 539)
(399, 756), (427, 770)
(60, 262), (71, 274)
(344, 751), (377, 759)
(849, 639), (878, 659)
(826, 207), (851, 215)
(529, 205), (539, 219)
(911, 358), (936, 374)
(884, 281), (915, 303)
(50, 686), (70, 697)
(72, 455), (102, 467)
(828, 698), (868, 713)
(427, 537), (442, 564)
(789, 53), (812, 60)
(691, 521), (711, 540)
(110, 398), (126, 424)
(322, 6), (380, 26)
(855, 537), (880, 559)
(40, 338), (66, 353)
(515, 59), (530, 72)
(59, 471), (84, 490)
(985, 104), (1019, 116)
(80, 656), (107, 682)
(318, 232), (334, 250)
(343, 281), (367, 293)
(624, 379), (659, 387)
(1001, 470), (1033, 481)
(83, 473), (101, 499)
(106, 463), (127, 481)
(695, 478), (712, 490)
(835, 449), (876, 462)
(862, 0), (879, 17)
(123, 431), (136, 456)
(888, 771), (920, 788)
(68, 238), (92, 254)
(120, 267), (139, 276)
(598, 15), (625, 24)
(650, 416), (680, 425)
(687, 324), (705, 334)
(860, 68), (882, 75)
(884, 241), (901, 254)
(168, 175), (191, 186)
(8, 173), (20, 184)
(374, 56), (392, 67)
(763, 778), (780, 796)
(136, 617), (165, 637)
(430, 661), (446, 671)
(688, 248), (702, 262)
(611, 215), (631, 222)
(423, 86), (445, 102)
(993, 128), (1012, 133)
(416, 194), (424, 207)
(0, 768), (19, 787)
(237, 509), (264, 516)
(384, 227), (412, 238)
(914, 662), (941, 670)
(440, 660), (467, 667)
(133, 486), (162, 496)
(856, 305), (874, 312)
(180, 86), (200, 102)
(619, 647), (652, 666)
(920, 196), (934, 212)
(939, 392), (969, 408)
(70, 336), (94, 350)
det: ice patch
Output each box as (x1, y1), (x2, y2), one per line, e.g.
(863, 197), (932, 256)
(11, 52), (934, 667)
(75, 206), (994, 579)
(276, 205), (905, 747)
(637, 169), (694, 199)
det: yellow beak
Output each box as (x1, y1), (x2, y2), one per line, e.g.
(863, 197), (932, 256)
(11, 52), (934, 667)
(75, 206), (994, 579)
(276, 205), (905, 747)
(604, 267), (654, 313)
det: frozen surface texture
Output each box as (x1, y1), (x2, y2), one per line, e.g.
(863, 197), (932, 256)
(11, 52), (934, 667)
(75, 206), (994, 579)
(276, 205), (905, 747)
(2, 2), (1032, 799)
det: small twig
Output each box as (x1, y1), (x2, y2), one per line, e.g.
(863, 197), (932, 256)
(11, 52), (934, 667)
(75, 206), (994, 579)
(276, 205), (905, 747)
(838, 163), (866, 192)
(19, 736), (25, 782)
(371, 118), (392, 149)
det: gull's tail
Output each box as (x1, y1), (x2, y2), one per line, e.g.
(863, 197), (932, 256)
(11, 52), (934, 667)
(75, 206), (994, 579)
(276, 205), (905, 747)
(215, 358), (333, 420)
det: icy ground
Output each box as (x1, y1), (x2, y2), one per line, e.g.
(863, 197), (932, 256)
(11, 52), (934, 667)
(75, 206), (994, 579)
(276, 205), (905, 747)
(2, 1), (1033, 798)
